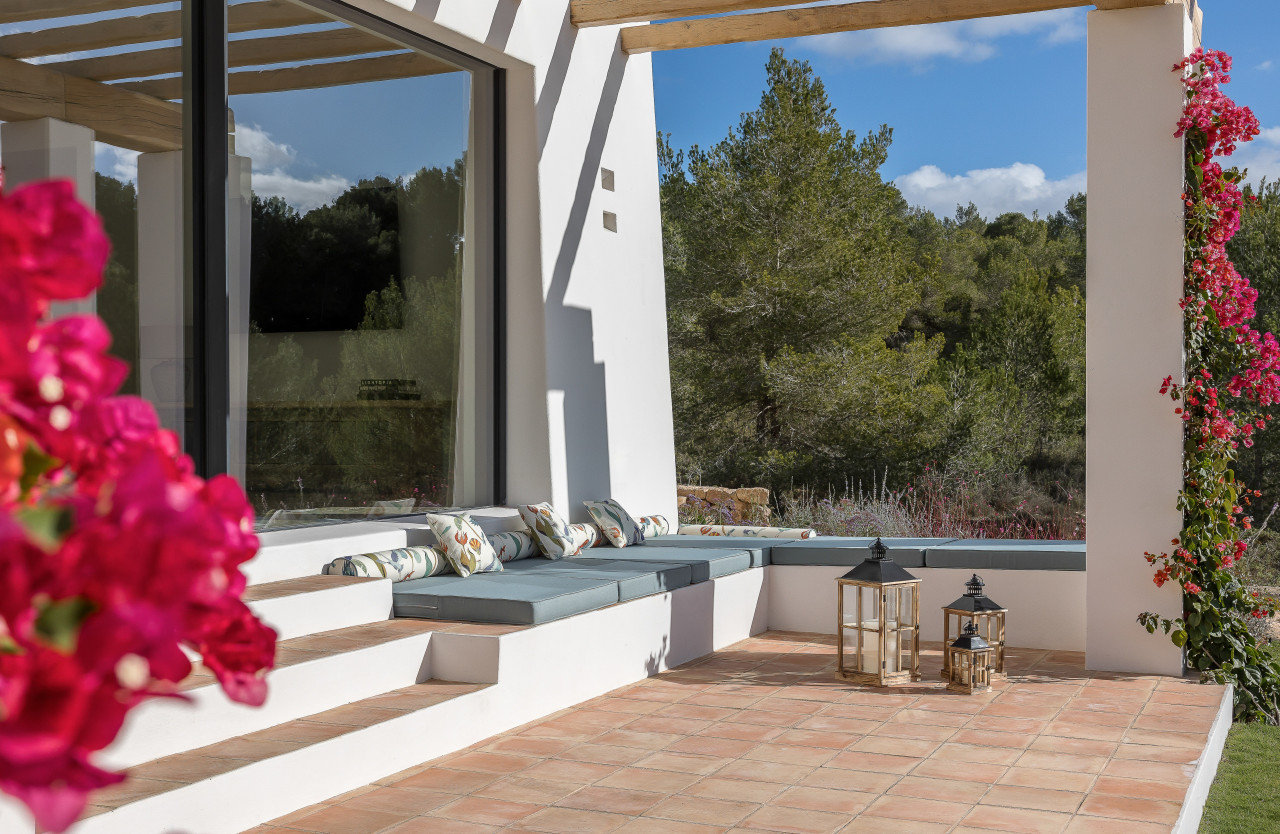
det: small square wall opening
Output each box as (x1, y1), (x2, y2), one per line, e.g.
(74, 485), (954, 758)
(600, 168), (615, 191)
(603, 211), (618, 233)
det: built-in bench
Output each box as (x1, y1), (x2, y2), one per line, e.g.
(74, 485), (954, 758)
(388, 535), (1085, 626)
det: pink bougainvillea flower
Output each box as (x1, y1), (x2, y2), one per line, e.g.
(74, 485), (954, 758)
(0, 180), (109, 305)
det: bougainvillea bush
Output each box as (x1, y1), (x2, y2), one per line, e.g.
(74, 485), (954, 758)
(0, 179), (277, 830)
(1139, 49), (1280, 722)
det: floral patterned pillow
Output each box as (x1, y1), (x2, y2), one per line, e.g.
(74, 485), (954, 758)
(424, 512), (502, 578)
(518, 502), (580, 559)
(637, 515), (671, 538)
(584, 499), (645, 548)
(324, 546), (450, 581)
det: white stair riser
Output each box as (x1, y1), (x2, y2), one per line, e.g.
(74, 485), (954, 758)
(248, 580), (393, 641)
(102, 633), (438, 769)
(247, 522), (408, 586)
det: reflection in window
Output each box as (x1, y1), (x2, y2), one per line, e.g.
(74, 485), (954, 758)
(224, 7), (492, 529)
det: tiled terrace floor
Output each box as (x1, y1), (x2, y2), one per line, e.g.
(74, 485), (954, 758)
(254, 632), (1225, 834)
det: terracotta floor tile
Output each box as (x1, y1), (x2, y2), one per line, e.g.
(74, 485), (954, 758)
(932, 742), (1023, 766)
(1109, 743), (1199, 764)
(283, 803), (409, 834)
(128, 754), (244, 783)
(645, 794), (757, 826)
(392, 767), (499, 794)
(775, 728), (862, 749)
(1098, 758), (1194, 783)
(588, 698), (667, 716)
(1121, 728), (1207, 749)
(520, 759), (619, 785)
(1014, 750), (1107, 774)
(959, 803), (1072, 834)
(383, 818), (499, 833)
(626, 715), (714, 736)
(981, 785), (1085, 814)
(432, 796), (542, 826)
(1077, 793), (1181, 824)
(1041, 722), (1127, 743)
(848, 735), (940, 758)
(997, 767), (1095, 793)
(733, 709), (809, 728)
(518, 806), (630, 833)
(340, 786), (453, 816)
(888, 775), (989, 804)
(826, 750), (921, 775)
(633, 750), (732, 775)
(743, 743), (838, 767)
(699, 722), (786, 743)
(1089, 775), (1187, 802)
(872, 722), (956, 742)
(909, 758), (1008, 784)
(890, 709), (972, 728)
(797, 716), (883, 735)
(950, 729), (1034, 749)
(562, 743), (653, 766)
(862, 794), (971, 825)
(683, 775), (788, 803)
(715, 757), (816, 784)
(614, 819), (724, 834)
(474, 776), (583, 805)
(837, 817), (950, 833)
(1061, 815), (1174, 834)
(799, 767), (902, 794)
(202, 737), (306, 761)
(594, 729), (685, 750)
(738, 803), (853, 834)
(666, 735), (759, 758)
(773, 786), (875, 815)
(596, 767), (703, 794)
(556, 786), (665, 815)
(91, 777), (185, 808)
(483, 736), (578, 758)
(1027, 736), (1117, 758)
(446, 751), (539, 775)
(249, 722), (352, 746)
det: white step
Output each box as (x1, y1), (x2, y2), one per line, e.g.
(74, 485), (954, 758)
(243, 575), (392, 641)
(246, 522), (408, 585)
(73, 681), (491, 834)
(102, 619), (444, 769)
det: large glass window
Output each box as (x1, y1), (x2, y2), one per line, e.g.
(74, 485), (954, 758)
(0, 1), (498, 531)
(226, 3), (496, 529)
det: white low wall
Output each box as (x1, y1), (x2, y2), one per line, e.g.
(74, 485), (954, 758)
(767, 565), (1087, 652)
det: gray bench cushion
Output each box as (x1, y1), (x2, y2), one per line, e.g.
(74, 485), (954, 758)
(643, 535), (784, 567)
(924, 540), (1085, 571)
(502, 558), (693, 601)
(392, 573), (620, 625)
(605, 546), (754, 583)
(770, 537), (954, 568)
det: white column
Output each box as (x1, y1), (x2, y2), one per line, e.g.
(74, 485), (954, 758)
(1, 117), (97, 317)
(228, 154), (253, 485)
(137, 151), (186, 442)
(1085, 3), (1194, 675)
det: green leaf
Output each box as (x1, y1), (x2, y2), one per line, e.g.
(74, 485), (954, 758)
(33, 597), (95, 653)
(14, 505), (73, 551)
(1172, 629), (1188, 648)
(19, 442), (60, 495)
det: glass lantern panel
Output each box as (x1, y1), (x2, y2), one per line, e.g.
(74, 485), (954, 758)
(842, 626), (879, 675)
(859, 586), (881, 631)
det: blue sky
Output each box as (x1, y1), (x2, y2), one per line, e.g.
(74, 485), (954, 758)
(653, 2), (1280, 220)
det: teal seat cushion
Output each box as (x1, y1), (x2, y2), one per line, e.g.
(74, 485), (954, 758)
(643, 534), (784, 567)
(770, 537), (955, 568)
(502, 557), (693, 601)
(924, 540), (1085, 571)
(392, 573), (619, 624)
(605, 546), (753, 583)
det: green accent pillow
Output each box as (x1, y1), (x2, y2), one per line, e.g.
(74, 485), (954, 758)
(424, 512), (503, 578)
(584, 499), (645, 548)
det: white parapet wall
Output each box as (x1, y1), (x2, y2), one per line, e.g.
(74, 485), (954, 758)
(768, 566), (1087, 652)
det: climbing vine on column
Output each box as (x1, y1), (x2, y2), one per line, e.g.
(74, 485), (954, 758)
(1138, 48), (1280, 722)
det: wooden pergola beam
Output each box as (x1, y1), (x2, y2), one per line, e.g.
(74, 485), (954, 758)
(0, 55), (180, 151)
(0, 0), (154, 25)
(572, 0), (795, 27)
(619, 0), (1175, 53)
(116, 52), (457, 100)
(48, 28), (397, 82)
(0, 0), (330, 60)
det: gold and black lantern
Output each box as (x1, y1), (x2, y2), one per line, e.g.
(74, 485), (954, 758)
(946, 622), (994, 694)
(941, 574), (1007, 680)
(836, 537), (922, 687)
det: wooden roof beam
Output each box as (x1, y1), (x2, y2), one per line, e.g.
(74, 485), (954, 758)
(0, 0), (155, 25)
(620, 0), (1176, 54)
(0, 55), (180, 151)
(47, 28), (398, 82)
(0, 0), (330, 60)
(116, 51), (458, 99)
(573, 0), (799, 27)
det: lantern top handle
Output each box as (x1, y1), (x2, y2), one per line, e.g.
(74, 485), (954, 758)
(965, 574), (985, 598)
(870, 537), (888, 560)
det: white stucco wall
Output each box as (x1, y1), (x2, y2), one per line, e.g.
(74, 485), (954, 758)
(1085, 3), (1193, 675)
(339, 0), (678, 524)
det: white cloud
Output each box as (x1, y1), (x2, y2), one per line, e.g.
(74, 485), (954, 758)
(234, 124), (349, 212)
(803, 9), (1084, 67)
(94, 144), (140, 183)
(896, 162), (1085, 219)
(1232, 126), (1280, 187)
(1258, 60), (1274, 71)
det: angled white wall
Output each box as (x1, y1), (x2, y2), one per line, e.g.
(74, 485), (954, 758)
(340, 0), (679, 524)
(1085, 2), (1194, 675)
